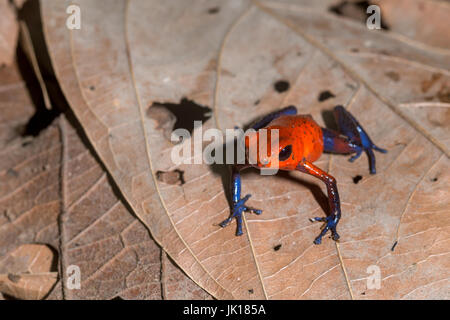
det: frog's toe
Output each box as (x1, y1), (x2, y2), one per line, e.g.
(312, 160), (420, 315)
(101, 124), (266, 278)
(311, 216), (340, 245)
(348, 149), (362, 162)
(246, 207), (262, 215)
(365, 145), (387, 174)
(219, 194), (262, 236)
(373, 145), (388, 154)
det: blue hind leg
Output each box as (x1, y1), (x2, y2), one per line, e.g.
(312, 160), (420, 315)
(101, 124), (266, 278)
(323, 105), (387, 174)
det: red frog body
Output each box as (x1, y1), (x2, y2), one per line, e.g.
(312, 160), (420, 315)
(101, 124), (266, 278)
(220, 105), (387, 244)
(245, 114), (324, 170)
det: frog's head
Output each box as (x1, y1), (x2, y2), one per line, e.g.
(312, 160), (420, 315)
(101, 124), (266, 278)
(245, 126), (299, 170)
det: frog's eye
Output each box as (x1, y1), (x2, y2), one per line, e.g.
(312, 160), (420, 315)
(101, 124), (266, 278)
(278, 145), (292, 161)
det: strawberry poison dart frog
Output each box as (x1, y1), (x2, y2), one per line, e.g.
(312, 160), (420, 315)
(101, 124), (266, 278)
(219, 105), (387, 244)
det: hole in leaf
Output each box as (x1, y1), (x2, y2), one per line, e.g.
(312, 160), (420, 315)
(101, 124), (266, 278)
(328, 1), (390, 30)
(353, 175), (363, 184)
(274, 80), (290, 93)
(156, 170), (185, 185)
(318, 90), (336, 102)
(273, 244), (282, 251)
(149, 97), (212, 134)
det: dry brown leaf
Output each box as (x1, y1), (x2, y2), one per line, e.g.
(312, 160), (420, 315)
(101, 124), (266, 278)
(41, 0), (449, 299)
(0, 64), (211, 299)
(374, 0), (450, 50)
(0, 244), (57, 299)
(0, 0), (19, 67)
(276, 0), (450, 52)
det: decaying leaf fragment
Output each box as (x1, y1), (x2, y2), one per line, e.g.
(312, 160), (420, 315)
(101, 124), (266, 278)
(0, 0), (19, 66)
(0, 244), (57, 300)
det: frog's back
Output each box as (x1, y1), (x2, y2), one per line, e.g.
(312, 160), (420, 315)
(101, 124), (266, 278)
(268, 114), (324, 163)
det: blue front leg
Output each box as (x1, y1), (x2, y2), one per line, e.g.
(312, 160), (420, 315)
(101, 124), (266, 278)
(220, 106), (297, 235)
(219, 166), (262, 235)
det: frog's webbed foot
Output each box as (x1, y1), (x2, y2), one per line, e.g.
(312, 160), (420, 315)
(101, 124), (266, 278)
(310, 216), (340, 245)
(219, 194), (262, 236)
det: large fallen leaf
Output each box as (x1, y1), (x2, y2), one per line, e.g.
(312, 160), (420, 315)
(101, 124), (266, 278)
(0, 244), (57, 300)
(41, 0), (449, 299)
(0, 63), (211, 299)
